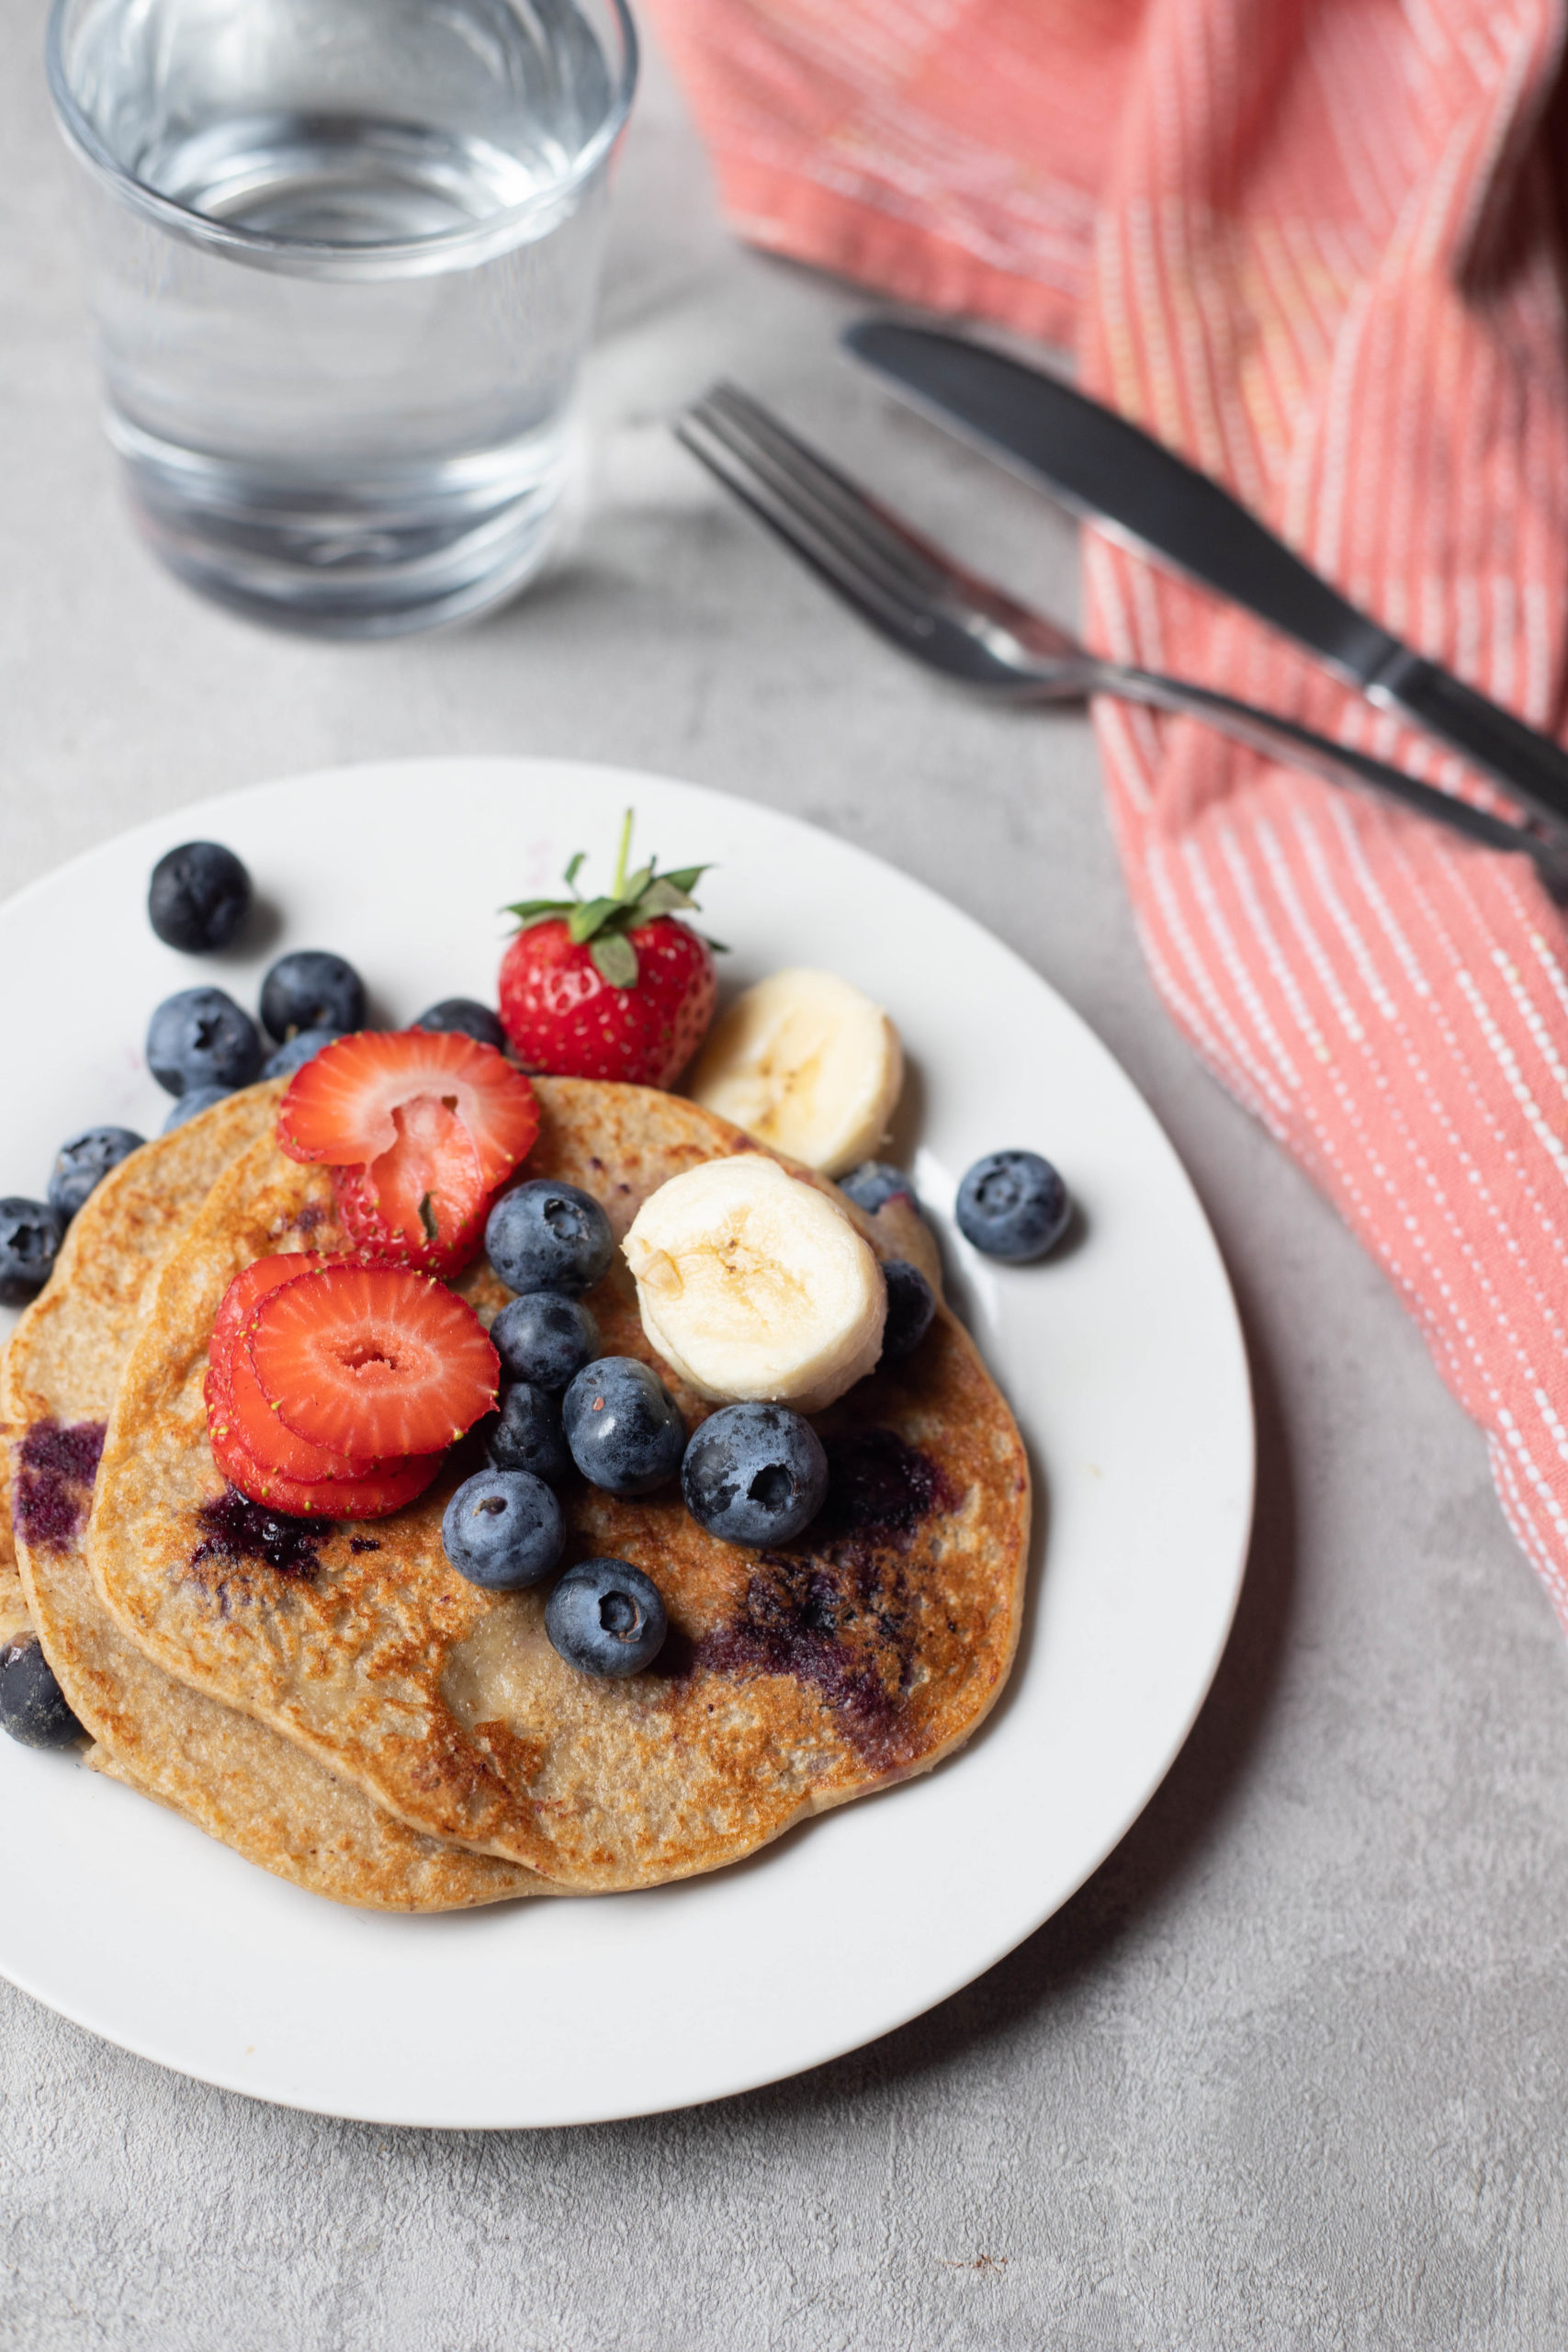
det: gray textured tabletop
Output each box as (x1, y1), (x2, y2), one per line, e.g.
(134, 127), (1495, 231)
(5, 9), (1568, 2347)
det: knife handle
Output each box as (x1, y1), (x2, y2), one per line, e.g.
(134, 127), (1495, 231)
(1369, 650), (1568, 839)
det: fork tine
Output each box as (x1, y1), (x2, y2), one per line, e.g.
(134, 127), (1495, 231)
(676, 403), (942, 643)
(691, 384), (963, 606)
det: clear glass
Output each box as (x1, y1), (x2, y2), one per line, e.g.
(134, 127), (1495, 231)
(47, 0), (637, 636)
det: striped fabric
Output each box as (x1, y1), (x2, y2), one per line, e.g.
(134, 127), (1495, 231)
(648, 0), (1568, 1625)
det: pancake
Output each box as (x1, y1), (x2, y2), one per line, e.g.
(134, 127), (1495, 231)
(0, 1446), (30, 1646)
(92, 1080), (1032, 1893)
(4, 1086), (537, 1911)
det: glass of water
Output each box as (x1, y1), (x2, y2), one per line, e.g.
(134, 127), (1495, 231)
(46, 0), (637, 636)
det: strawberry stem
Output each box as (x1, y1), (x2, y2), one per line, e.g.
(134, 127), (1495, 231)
(612, 807), (634, 899)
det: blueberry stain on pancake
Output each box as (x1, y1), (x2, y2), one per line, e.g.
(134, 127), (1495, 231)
(191, 1488), (328, 1586)
(695, 1430), (957, 1767)
(15, 1419), (106, 1551)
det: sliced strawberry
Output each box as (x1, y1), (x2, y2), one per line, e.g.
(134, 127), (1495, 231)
(244, 1261), (499, 1461)
(210, 1250), (409, 1481)
(211, 1324), (444, 1487)
(212, 1252), (334, 1363)
(276, 1030), (538, 1182)
(206, 1374), (443, 1520)
(329, 1103), (491, 1279)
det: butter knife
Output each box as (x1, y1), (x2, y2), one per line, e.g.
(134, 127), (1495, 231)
(846, 319), (1568, 840)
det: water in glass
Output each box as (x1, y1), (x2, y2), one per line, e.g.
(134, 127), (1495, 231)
(49, 0), (635, 634)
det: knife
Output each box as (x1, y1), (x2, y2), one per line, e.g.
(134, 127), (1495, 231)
(845, 318), (1568, 839)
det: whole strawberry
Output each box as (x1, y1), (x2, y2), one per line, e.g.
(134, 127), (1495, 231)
(499, 813), (719, 1088)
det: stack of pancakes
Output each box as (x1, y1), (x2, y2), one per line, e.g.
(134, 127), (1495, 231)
(1, 1080), (1030, 1910)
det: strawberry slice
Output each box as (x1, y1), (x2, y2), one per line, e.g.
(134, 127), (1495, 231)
(211, 1319), (444, 1487)
(329, 1107), (490, 1280)
(212, 1252), (333, 1364)
(206, 1374), (443, 1520)
(276, 1034), (536, 1278)
(244, 1261), (500, 1462)
(209, 1252), (380, 1482)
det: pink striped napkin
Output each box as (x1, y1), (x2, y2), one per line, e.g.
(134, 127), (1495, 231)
(647, 0), (1568, 1626)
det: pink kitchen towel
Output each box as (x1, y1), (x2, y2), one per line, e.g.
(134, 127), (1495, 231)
(647, 0), (1568, 1624)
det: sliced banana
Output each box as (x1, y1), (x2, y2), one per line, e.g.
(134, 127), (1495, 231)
(623, 1155), (886, 1415)
(687, 968), (904, 1179)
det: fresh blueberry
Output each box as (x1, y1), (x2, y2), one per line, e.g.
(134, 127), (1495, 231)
(680, 1402), (828, 1548)
(486, 1180), (615, 1298)
(441, 1468), (564, 1590)
(840, 1160), (925, 1221)
(414, 998), (508, 1052)
(880, 1260), (936, 1360)
(546, 1558), (668, 1677)
(146, 987), (263, 1097)
(956, 1150), (1070, 1262)
(0, 1636), (83, 1747)
(0, 1199), (64, 1305)
(486, 1383), (571, 1484)
(491, 1293), (600, 1392)
(47, 1126), (143, 1220)
(147, 841), (252, 953)
(162, 1086), (231, 1133)
(260, 1027), (343, 1080)
(260, 950), (366, 1043)
(563, 1357), (685, 1497)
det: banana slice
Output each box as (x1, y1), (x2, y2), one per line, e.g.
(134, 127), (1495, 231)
(623, 1155), (886, 1415)
(687, 968), (904, 1178)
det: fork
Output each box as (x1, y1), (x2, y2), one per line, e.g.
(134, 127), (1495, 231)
(675, 383), (1568, 890)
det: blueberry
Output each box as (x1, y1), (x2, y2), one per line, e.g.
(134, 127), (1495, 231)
(162, 1086), (231, 1133)
(880, 1259), (936, 1359)
(486, 1180), (615, 1298)
(491, 1293), (599, 1392)
(441, 1469), (563, 1590)
(681, 1403), (828, 1547)
(546, 1558), (668, 1678)
(0, 1199), (64, 1305)
(414, 998), (508, 1052)
(563, 1357), (685, 1497)
(146, 987), (263, 1097)
(486, 1383), (571, 1484)
(840, 1160), (925, 1220)
(0, 1636), (83, 1747)
(955, 1150), (1070, 1262)
(260, 950), (366, 1043)
(260, 1027), (343, 1080)
(47, 1126), (143, 1220)
(147, 841), (252, 953)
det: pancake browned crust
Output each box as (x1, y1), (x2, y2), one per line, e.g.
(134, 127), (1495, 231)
(91, 1080), (1031, 1894)
(0, 1445), (29, 1646)
(3, 1086), (537, 1912)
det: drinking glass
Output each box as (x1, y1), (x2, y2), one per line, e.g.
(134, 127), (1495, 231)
(46, 0), (637, 636)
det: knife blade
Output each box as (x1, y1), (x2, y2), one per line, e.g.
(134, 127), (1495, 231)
(846, 318), (1568, 838)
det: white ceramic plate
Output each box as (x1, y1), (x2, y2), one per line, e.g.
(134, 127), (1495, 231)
(0, 758), (1251, 2128)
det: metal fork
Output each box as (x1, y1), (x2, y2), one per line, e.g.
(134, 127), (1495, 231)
(675, 383), (1568, 890)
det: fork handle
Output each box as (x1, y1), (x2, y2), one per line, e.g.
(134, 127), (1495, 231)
(1074, 660), (1568, 890)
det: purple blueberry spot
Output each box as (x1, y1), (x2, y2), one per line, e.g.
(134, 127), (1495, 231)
(13, 1419), (107, 1552)
(191, 1487), (327, 1582)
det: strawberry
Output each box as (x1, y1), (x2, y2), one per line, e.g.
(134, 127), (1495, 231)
(499, 809), (719, 1087)
(276, 1030), (538, 1276)
(244, 1261), (499, 1462)
(209, 1255), (446, 1488)
(206, 1376), (444, 1521)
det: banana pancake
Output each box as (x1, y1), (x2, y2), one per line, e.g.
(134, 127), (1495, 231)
(4, 1086), (537, 1911)
(0, 1451), (29, 1646)
(92, 1080), (1032, 1894)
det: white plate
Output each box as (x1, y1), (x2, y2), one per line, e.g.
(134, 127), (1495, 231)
(0, 758), (1252, 2128)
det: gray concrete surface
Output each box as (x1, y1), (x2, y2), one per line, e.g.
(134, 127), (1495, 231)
(5, 8), (1568, 2346)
